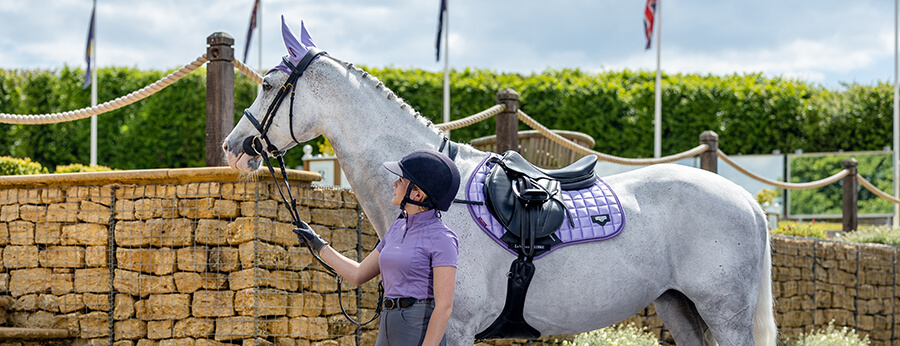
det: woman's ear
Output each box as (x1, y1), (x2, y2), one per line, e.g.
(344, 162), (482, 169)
(414, 190), (423, 202)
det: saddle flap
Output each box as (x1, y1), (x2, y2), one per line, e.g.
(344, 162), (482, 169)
(484, 161), (566, 240)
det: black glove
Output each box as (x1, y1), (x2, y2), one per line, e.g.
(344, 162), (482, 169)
(293, 226), (328, 254)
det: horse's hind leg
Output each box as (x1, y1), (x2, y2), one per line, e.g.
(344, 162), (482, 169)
(654, 290), (716, 346)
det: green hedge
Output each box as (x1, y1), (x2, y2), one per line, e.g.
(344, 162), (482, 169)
(789, 153), (893, 215)
(0, 66), (895, 171)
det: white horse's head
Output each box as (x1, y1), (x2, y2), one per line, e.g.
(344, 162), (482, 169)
(223, 16), (325, 172)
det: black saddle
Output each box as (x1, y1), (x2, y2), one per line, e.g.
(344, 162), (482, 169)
(491, 151), (599, 191)
(483, 151), (598, 250)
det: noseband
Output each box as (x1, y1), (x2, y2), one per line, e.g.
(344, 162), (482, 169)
(240, 48), (382, 326)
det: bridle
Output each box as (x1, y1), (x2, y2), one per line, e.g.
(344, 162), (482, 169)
(240, 48), (382, 326)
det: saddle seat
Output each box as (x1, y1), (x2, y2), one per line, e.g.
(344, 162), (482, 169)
(496, 151), (598, 191)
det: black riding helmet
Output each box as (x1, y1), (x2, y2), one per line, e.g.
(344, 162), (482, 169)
(383, 149), (461, 212)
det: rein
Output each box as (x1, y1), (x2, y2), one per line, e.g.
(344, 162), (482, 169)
(242, 48), (382, 327)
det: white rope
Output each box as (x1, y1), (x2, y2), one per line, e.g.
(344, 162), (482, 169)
(434, 104), (506, 131)
(232, 58), (263, 85)
(716, 149), (849, 190)
(857, 175), (900, 204)
(0, 55), (210, 125)
(516, 109), (709, 165)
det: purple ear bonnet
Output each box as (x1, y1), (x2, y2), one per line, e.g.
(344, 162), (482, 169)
(270, 16), (317, 75)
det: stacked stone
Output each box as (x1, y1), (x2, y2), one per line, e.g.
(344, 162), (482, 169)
(0, 180), (381, 346)
(813, 241), (859, 331)
(855, 244), (894, 343)
(771, 237), (816, 337)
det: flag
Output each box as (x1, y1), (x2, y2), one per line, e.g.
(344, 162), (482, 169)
(83, 0), (96, 89)
(643, 0), (657, 50)
(243, 0), (260, 63)
(435, 0), (447, 61)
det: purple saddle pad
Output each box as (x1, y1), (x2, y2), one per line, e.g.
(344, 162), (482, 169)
(466, 153), (626, 259)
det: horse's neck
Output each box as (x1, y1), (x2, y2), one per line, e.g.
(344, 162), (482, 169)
(307, 60), (445, 235)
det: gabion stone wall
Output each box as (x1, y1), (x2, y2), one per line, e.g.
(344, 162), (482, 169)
(623, 236), (899, 345)
(3, 168), (898, 345)
(0, 167), (380, 346)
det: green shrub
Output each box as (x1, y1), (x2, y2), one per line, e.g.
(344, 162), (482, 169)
(771, 221), (828, 239)
(779, 321), (869, 346)
(563, 324), (659, 346)
(0, 156), (48, 175)
(840, 226), (900, 247)
(54, 163), (114, 173)
(0, 66), (896, 172)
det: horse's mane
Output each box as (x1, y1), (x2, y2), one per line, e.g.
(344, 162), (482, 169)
(330, 57), (445, 137)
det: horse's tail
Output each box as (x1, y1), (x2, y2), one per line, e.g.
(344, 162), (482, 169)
(753, 234), (777, 346)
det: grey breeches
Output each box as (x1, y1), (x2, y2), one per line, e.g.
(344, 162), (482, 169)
(375, 300), (446, 346)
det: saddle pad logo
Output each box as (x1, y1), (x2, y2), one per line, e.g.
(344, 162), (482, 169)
(591, 214), (611, 226)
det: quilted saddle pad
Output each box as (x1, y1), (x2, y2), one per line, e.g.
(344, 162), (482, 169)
(465, 153), (626, 259)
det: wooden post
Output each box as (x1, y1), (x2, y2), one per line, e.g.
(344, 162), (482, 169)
(496, 89), (519, 153)
(842, 158), (858, 232)
(699, 131), (718, 173)
(206, 32), (235, 167)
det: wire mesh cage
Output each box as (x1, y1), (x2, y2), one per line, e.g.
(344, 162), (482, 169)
(0, 171), (380, 345)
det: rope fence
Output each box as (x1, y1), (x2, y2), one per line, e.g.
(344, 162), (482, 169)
(0, 55), (209, 125)
(716, 149), (852, 190)
(3, 47), (900, 213)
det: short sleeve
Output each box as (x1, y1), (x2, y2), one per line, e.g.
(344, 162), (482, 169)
(430, 228), (458, 268)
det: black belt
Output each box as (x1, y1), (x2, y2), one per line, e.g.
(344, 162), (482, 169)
(383, 297), (433, 310)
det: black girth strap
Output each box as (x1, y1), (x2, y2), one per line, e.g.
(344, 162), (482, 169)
(474, 257), (541, 341)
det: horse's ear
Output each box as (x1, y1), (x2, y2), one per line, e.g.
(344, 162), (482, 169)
(281, 15), (309, 60)
(299, 21), (317, 49)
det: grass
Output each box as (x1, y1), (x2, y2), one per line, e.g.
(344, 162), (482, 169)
(839, 225), (900, 247)
(562, 321), (870, 346)
(562, 324), (660, 346)
(778, 321), (870, 346)
(771, 220), (900, 247)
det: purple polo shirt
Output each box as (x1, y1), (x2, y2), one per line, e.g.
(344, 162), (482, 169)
(376, 211), (458, 299)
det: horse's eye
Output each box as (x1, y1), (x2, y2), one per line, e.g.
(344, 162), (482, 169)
(262, 81), (273, 91)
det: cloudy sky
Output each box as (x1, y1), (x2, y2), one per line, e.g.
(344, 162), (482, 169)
(0, 0), (896, 90)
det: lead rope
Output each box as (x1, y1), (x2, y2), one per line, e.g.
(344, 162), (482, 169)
(256, 134), (382, 327)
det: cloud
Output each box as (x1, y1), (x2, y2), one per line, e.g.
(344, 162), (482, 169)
(0, 0), (896, 88)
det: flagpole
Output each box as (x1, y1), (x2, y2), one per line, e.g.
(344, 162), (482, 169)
(653, 0), (662, 158)
(442, 2), (450, 139)
(90, 51), (97, 165)
(258, 0), (262, 72)
(893, 0), (899, 228)
(89, 0), (98, 166)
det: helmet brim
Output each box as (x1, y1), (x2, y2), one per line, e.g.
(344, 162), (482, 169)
(383, 161), (404, 177)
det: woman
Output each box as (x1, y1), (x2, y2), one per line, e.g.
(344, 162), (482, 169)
(294, 149), (461, 346)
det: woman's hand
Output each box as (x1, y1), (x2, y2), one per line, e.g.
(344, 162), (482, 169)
(292, 226), (328, 254)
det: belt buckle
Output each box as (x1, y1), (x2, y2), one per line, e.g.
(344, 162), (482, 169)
(384, 298), (397, 310)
